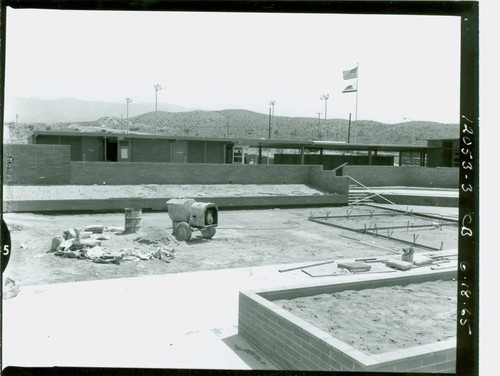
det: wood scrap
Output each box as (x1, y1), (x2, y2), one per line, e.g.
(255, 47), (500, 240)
(301, 269), (347, 277)
(412, 254), (434, 266)
(279, 260), (336, 273)
(337, 262), (372, 272)
(384, 259), (413, 270)
(355, 257), (378, 262)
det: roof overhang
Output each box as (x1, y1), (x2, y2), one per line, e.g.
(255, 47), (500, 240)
(240, 139), (430, 152)
(29, 131), (236, 144)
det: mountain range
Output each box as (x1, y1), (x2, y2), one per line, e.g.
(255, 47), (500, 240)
(3, 97), (460, 145)
(4, 97), (196, 123)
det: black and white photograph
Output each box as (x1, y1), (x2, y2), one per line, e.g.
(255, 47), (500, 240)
(1, 1), (480, 375)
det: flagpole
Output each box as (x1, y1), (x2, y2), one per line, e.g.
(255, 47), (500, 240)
(342, 65), (359, 142)
(355, 63), (359, 122)
(354, 63), (359, 143)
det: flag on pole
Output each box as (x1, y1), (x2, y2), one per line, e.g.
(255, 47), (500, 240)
(342, 82), (357, 93)
(343, 66), (358, 80)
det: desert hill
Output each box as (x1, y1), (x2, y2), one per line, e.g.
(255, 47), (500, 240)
(4, 105), (459, 146)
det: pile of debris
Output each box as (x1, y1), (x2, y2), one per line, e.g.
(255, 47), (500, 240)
(49, 225), (175, 265)
(3, 277), (21, 299)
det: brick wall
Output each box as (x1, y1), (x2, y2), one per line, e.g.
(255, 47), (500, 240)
(275, 154), (394, 169)
(71, 162), (318, 185)
(239, 270), (456, 372)
(310, 169), (349, 193)
(411, 167), (459, 188)
(239, 292), (366, 371)
(342, 166), (459, 188)
(6, 194), (348, 213)
(372, 194), (458, 208)
(2, 147), (349, 197)
(3, 144), (71, 185)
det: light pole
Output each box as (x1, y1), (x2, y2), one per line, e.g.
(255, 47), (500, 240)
(268, 100), (275, 139)
(126, 98), (132, 120)
(154, 84), (163, 134)
(320, 94), (329, 140)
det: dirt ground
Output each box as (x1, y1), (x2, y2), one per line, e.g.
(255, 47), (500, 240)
(3, 205), (458, 287)
(274, 280), (457, 354)
(3, 184), (324, 201)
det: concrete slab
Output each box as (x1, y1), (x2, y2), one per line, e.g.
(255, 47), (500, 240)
(350, 188), (459, 207)
(2, 254), (458, 371)
(1, 261), (328, 370)
(350, 187), (459, 197)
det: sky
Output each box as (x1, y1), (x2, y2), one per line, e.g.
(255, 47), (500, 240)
(4, 8), (461, 124)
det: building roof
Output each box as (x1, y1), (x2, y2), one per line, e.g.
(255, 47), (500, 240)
(238, 139), (431, 152)
(30, 130), (431, 152)
(29, 130), (236, 143)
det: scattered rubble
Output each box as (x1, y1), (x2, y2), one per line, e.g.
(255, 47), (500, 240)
(93, 254), (123, 265)
(51, 236), (65, 251)
(64, 228), (78, 240)
(85, 225), (105, 234)
(48, 225), (176, 265)
(3, 278), (20, 299)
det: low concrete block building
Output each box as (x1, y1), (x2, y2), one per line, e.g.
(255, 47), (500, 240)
(29, 131), (235, 163)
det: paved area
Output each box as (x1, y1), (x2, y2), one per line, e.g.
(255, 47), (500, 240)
(2, 254), (457, 371)
(1, 261), (320, 370)
(351, 186), (459, 197)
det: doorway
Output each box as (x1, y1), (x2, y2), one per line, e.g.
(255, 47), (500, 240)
(172, 141), (188, 163)
(106, 139), (118, 162)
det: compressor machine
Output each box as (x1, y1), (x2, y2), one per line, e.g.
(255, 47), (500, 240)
(166, 198), (218, 241)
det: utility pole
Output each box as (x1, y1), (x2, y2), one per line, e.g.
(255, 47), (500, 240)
(268, 101), (275, 139)
(268, 108), (272, 139)
(154, 84), (163, 134)
(126, 97), (132, 120)
(320, 94), (329, 140)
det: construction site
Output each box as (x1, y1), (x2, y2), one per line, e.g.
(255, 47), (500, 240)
(2, 138), (459, 373)
(0, 0), (484, 371)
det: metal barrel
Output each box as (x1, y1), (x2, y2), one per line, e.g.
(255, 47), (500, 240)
(124, 208), (142, 233)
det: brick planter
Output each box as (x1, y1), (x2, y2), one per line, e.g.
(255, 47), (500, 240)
(238, 270), (457, 372)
